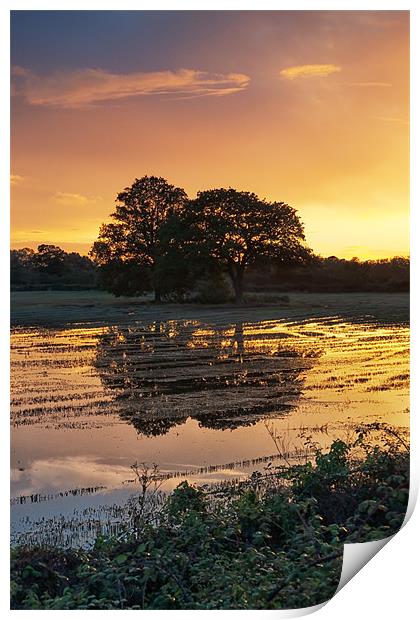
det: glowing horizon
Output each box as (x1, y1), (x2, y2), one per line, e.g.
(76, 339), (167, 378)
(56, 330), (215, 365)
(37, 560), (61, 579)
(11, 10), (409, 260)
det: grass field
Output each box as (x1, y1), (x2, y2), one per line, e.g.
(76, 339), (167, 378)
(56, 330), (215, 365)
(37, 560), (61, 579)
(11, 290), (409, 327)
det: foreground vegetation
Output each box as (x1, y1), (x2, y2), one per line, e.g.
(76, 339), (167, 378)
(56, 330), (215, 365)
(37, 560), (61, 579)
(11, 425), (409, 610)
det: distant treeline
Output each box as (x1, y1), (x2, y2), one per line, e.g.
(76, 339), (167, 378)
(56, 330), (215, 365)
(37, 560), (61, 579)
(11, 245), (409, 294)
(247, 255), (409, 294)
(11, 245), (97, 291)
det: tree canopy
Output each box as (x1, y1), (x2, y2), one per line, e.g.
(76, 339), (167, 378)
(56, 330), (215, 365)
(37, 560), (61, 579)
(10, 246), (97, 290)
(162, 188), (308, 302)
(35, 244), (67, 275)
(87, 176), (408, 302)
(90, 176), (187, 300)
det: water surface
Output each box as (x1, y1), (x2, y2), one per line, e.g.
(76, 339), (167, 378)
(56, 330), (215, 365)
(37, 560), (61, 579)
(11, 293), (409, 546)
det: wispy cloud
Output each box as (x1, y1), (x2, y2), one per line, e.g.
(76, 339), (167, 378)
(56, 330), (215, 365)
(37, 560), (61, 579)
(350, 82), (392, 88)
(12, 66), (250, 108)
(373, 116), (409, 125)
(53, 192), (103, 206)
(11, 174), (24, 186)
(280, 64), (341, 80)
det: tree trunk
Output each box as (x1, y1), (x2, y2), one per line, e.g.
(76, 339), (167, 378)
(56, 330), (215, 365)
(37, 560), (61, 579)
(154, 289), (162, 303)
(231, 268), (245, 304)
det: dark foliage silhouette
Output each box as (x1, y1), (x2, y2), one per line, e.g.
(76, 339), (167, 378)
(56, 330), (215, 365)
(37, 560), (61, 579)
(11, 246), (97, 290)
(161, 188), (309, 303)
(246, 255), (409, 293)
(90, 176), (187, 301)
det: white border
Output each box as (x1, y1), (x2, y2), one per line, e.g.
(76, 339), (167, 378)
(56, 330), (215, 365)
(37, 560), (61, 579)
(1, 3), (417, 619)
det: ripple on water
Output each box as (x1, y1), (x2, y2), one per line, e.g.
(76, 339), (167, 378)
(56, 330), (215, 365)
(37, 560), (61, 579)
(10, 311), (409, 546)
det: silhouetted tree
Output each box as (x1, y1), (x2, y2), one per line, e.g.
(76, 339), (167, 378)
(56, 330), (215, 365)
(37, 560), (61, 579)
(35, 244), (66, 275)
(11, 246), (97, 290)
(11, 248), (36, 285)
(245, 255), (409, 293)
(90, 176), (187, 301)
(163, 188), (308, 303)
(156, 214), (226, 301)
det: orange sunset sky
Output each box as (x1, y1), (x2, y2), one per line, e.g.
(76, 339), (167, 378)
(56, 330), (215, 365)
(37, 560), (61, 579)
(11, 10), (409, 259)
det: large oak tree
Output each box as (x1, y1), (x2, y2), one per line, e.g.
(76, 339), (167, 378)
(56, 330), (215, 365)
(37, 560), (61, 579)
(164, 188), (308, 303)
(90, 176), (187, 300)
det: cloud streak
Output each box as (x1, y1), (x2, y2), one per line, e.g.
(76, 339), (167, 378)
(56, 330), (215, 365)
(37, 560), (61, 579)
(280, 64), (341, 80)
(350, 81), (392, 88)
(12, 66), (250, 108)
(373, 116), (409, 125)
(53, 192), (103, 206)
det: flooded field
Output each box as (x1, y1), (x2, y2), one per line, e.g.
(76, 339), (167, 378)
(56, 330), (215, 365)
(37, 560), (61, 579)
(11, 292), (409, 547)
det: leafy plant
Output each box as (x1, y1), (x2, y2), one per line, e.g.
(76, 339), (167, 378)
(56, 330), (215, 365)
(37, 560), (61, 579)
(11, 425), (409, 610)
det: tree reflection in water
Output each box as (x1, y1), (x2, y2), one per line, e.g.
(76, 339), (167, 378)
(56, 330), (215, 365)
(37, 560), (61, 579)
(94, 320), (319, 436)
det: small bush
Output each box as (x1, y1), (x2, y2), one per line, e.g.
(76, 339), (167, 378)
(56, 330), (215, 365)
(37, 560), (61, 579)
(196, 272), (232, 304)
